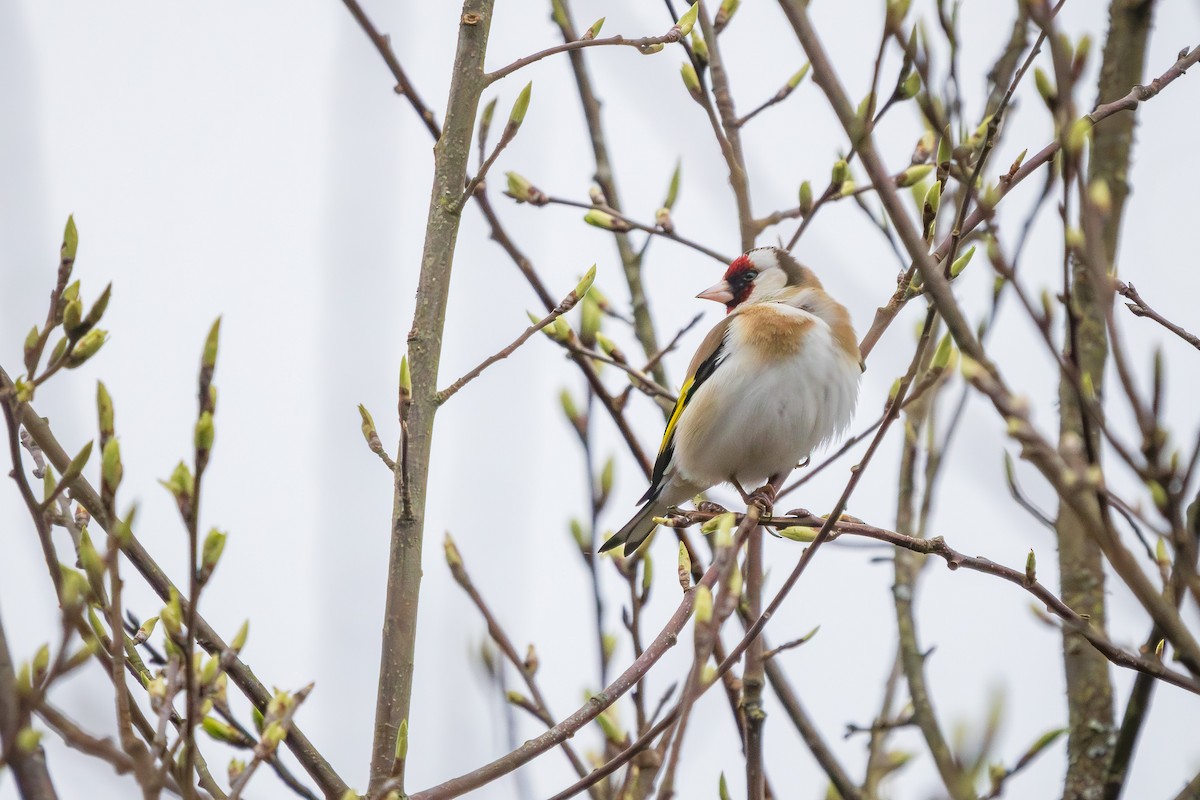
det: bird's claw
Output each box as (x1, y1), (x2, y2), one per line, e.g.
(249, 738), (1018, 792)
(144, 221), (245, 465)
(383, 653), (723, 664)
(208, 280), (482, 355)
(748, 483), (777, 515)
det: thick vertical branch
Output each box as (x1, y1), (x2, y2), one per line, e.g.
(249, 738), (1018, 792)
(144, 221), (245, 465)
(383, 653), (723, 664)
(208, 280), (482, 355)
(0, 604), (59, 800)
(369, 0), (496, 791)
(1063, 2), (1156, 797)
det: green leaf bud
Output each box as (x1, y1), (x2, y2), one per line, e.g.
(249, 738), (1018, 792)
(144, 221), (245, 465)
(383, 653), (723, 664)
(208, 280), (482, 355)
(101, 437), (123, 494)
(680, 61), (702, 99)
(693, 584), (713, 624)
(897, 164), (933, 188)
(675, 2), (698, 36)
(788, 62), (811, 89)
(776, 525), (819, 542)
(66, 328), (108, 368)
(583, 209), (629, 232)
(677, 541), (691, 590)
(202, 317), (221, 371)
(714, 0), (739, 32)
(950, 245), (976, 278)
(1034, 67), (1056, 106)
(194, 411), (214, 452)
(583, 17), (605, 40)
(201, 528), (227, 578)
(573, 264), (597, 300)
(508, 82), (532, 129)
(63, 299), (84, 337)
(96, 381), (114, 439)
(798, 181), (814, 216)
(63, 215), (79, 263)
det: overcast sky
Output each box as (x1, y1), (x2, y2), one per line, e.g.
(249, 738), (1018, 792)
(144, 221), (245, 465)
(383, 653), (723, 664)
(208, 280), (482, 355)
(3, 1), (1200, 798)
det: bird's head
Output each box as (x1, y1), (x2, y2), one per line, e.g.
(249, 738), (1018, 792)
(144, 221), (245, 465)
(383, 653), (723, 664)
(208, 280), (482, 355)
(696, 247), (823, 313)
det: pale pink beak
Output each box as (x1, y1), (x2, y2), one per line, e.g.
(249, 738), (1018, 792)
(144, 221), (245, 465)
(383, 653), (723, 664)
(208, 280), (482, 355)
(696, 280), (735, 304)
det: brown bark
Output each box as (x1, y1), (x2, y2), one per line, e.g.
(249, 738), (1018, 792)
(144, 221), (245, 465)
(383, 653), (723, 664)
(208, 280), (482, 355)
(1056, 3), (1154, 798)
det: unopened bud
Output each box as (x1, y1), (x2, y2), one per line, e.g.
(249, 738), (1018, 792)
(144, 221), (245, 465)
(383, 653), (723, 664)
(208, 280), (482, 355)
(714, 0), (739, 32)
(788, 63), (811, 90)
(923, 181), (941, 214)
(675, 2), (698, 36)
(680, 61), (702, 99)
(202, 318), (221, 371)
(583, 17), (605, 40)
(194, 411), (214, 452)
(66, 328), (108, 368)
(584, 209), (630, 232)
(830, 159), (848, 187)
(96, 381), (114, 439)
(655, 207), (674, 233)
(134, 616), (159, 644)
(573, 265), (597, 300)
(1034, 67), (1056, 107)
(798, 181), (814, 216)
(690, 30), (708, 62)
(899, 70), (921, 99)
(201, 528), (226, 579)
(230, 620), (250, 652)
(395, 718), (409, 761)
(931, 332), (953, 371)
(580, 297), (601, 346)
(504, 171), (545, 204)
(693, 585), (713, 624)
(161, 590), (183, 638)
(897, 164), (933, 188)
(777, 525), (819, 542)
(399, 355), (411, 400)
(358, 404), (378, 445)
(162, 461), (195, 504)
(443, 532), (463, 569)
(62, 215), (79, 263)
(599, 457), (615, 498)
(677, 542), (692, 590)
(80, 283), (112, 333)
(507, 82), (532, 130)
(950, 246), (975, 278)
(569, 518), (588, 550)
(63, 299), (84, 336)
(101, 438), (123, 494)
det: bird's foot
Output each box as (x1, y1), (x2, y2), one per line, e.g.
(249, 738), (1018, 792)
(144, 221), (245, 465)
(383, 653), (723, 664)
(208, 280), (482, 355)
(748, 483), (777, 515)
(696, 501), (729, 515)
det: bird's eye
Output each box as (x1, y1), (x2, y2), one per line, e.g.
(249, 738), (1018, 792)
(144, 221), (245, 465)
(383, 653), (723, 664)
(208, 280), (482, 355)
(743, 270), (758, 281)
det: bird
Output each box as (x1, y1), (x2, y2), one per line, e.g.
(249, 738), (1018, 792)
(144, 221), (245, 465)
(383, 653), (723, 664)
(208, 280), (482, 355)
(600, 246), (862, 556)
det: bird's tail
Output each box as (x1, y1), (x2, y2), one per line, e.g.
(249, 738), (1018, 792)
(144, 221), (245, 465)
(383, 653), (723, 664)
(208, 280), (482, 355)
(599, 496), (669, 556)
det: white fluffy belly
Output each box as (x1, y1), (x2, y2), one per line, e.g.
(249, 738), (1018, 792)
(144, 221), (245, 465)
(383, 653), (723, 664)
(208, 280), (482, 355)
(672, 317), (859, 489)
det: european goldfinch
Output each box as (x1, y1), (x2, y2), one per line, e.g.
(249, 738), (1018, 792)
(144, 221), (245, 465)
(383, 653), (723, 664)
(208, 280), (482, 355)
(600, 247), (861, 555)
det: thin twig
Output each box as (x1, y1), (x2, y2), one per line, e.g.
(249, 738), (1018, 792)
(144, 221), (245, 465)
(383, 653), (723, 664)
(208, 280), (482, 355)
(1116, 281), (1200, 351)
(437, 285), (586, 404)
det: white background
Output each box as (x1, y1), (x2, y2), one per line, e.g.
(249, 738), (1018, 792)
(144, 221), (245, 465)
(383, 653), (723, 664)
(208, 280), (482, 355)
(3, 1), (1200, 798)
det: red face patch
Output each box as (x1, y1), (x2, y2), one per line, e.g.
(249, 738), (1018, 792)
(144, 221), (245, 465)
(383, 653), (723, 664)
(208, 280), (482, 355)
(723, 255), (758, 311)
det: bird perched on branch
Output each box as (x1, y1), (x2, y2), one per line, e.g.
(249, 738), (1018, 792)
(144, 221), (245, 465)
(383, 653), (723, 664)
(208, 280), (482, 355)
(600, 247), (861, 556)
